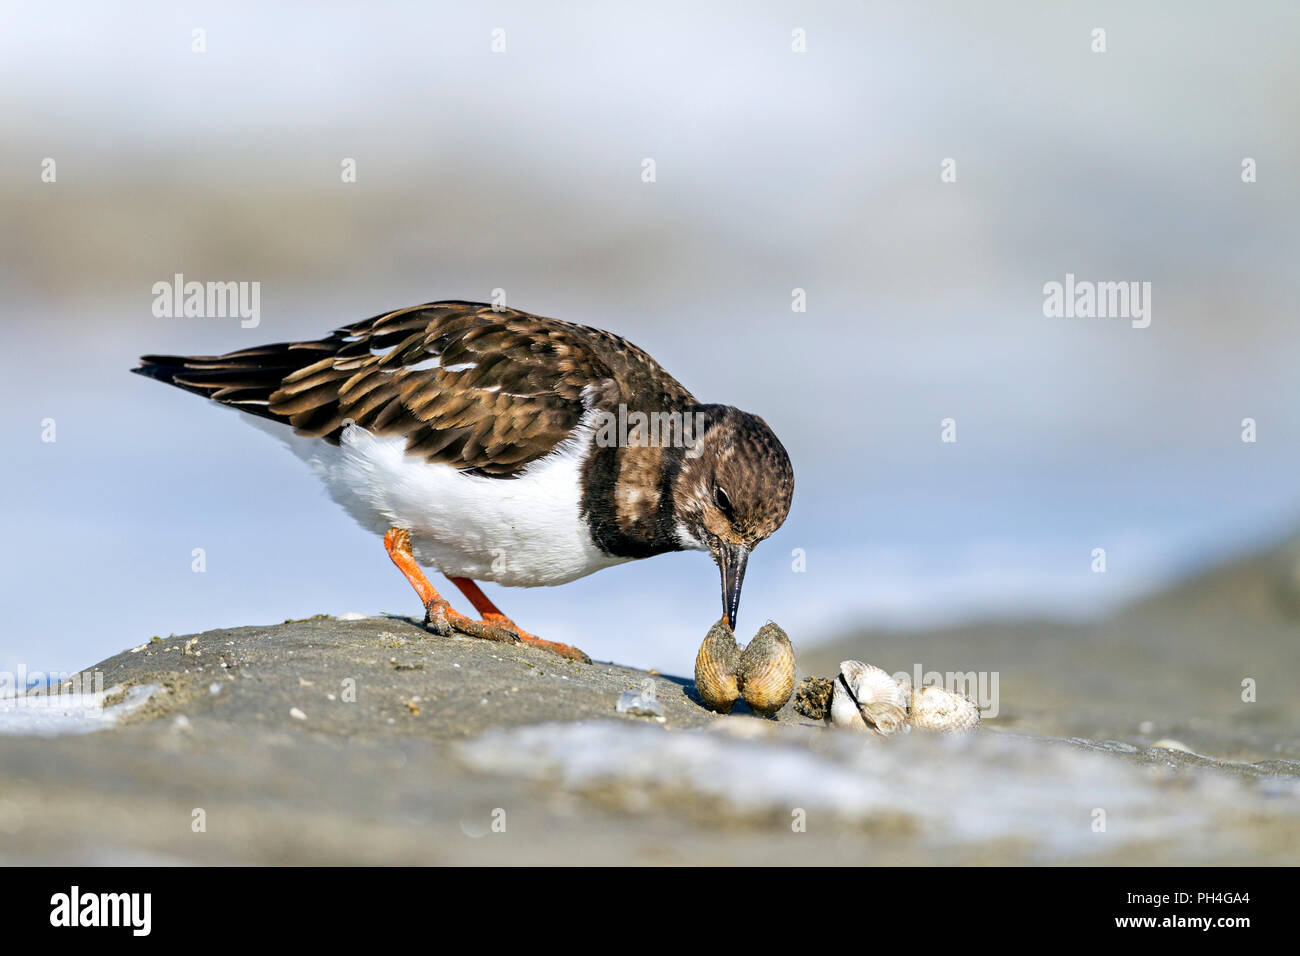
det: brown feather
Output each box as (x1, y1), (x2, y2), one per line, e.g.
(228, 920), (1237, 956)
(135, 300), (697, 477)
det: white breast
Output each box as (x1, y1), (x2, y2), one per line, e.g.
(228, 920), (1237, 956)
(245, 416), (632, 587)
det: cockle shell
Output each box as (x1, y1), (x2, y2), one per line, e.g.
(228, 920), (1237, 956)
(818, 660), (981, 735)
(694, 620), (741, 713)
(908, 684), (981, 733)
(735, 623), (797, 717)
(694, 619), (797, 717)
(830, 661), (911, 736)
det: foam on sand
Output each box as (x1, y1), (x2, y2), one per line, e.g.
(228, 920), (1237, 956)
(456, 720), (1300, 858)
(0, 684), (161, 737)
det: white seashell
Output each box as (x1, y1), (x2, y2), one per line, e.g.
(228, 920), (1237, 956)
(908, 684), (980, 733)
(830, 661), (911, 736)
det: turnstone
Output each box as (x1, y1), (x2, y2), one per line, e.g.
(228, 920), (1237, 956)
(133, 301), (795, 662)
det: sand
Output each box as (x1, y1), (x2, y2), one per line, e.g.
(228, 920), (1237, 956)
(1, 583), (1297, 865)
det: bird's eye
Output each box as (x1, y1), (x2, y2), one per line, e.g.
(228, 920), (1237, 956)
(714, 486), (734, 518)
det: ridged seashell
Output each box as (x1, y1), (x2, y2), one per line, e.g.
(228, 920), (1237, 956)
(694, 620), (741, 713)
(908, 684), (980, 733)
(829, 661), (911, 736)
(735, 622), (796, 717)
(694, 620), (797, 716)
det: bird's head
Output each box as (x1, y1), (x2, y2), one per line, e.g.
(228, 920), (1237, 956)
(672, 406), (794, 631)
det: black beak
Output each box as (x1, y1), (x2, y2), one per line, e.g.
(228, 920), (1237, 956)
(718, 544), (750, 632)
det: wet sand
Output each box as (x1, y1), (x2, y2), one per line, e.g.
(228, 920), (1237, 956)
(803, 535), (1300, 763)
(1, 555), (1298, 865)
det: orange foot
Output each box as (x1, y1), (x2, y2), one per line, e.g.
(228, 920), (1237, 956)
(383, 528), (519, 645)
(382, 528), (590, 663)
(448, 577), (592, 664)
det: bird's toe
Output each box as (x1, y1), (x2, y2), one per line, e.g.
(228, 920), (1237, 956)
(422, 600), (457, 637)
(449, 615), (522, 645)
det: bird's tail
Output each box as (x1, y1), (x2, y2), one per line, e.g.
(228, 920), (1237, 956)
(130, 343), (336, 429)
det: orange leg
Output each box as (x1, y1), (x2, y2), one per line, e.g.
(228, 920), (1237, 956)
(383, 529), (589, 663)
(383, 529), (518, 646)
(447, 576), (591, 664)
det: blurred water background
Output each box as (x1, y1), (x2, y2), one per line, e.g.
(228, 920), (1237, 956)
(3, 1), (1299, 678)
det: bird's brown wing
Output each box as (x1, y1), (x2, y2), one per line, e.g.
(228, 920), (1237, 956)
(135, 300), (696, 476)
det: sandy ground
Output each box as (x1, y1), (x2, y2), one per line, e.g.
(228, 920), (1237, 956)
(1, 555), (1298, 865)
(804, 536), (1300, 763)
